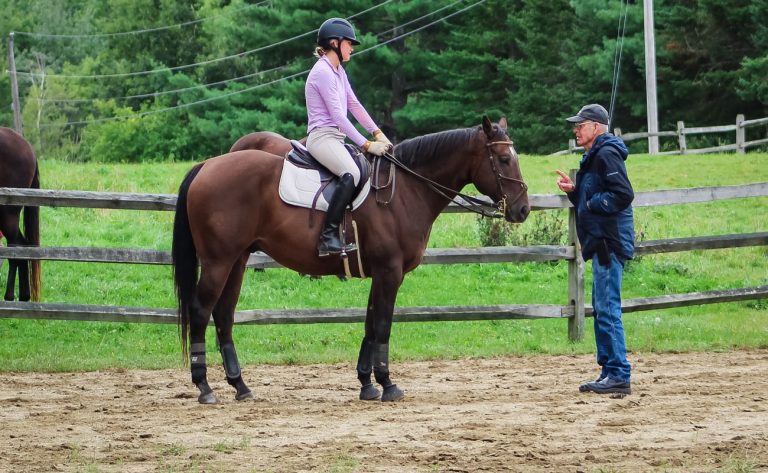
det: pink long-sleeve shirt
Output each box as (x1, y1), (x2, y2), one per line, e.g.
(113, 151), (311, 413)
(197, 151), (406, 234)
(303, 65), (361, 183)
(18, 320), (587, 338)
(305, 55), (378, 147)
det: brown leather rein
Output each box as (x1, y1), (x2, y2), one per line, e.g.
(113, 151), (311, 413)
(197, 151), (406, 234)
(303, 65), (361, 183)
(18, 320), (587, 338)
(376, 140), (527, 218)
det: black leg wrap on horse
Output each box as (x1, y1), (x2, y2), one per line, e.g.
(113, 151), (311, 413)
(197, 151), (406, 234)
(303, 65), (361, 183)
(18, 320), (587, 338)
(190, 342), (207, 385)
(372, 342), (393, 388)
(220, 342), (242, 382)
(220, 343), (252, 400)
(356, 337), (374, 385)
(357, 337), (380, 400)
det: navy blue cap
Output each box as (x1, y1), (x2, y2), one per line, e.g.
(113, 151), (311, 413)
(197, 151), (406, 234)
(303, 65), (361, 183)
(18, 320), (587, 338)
(566, 104), (609, 125)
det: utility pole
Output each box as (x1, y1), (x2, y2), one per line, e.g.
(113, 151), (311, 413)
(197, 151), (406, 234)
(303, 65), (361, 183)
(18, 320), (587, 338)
(8, 32), (23, 134)
(643, 0), (659, 154)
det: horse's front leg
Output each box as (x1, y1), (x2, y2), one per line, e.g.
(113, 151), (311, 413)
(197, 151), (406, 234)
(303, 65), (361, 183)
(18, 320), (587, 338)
(366, 270), (405, 402)
(356, 291), (381, 401)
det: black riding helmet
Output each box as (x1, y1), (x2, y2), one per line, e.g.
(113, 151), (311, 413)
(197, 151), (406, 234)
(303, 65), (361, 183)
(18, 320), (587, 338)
(317, 18), (360, 47)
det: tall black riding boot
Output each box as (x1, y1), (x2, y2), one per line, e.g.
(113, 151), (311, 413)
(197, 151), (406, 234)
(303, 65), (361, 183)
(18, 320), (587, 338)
(318, 173), (357, 257)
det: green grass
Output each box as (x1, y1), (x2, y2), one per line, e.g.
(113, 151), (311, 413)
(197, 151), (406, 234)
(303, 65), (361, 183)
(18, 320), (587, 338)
(0, 152), (766, 372)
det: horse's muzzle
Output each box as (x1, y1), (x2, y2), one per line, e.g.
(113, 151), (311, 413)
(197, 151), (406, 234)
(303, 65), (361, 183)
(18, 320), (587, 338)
(506, 204), (530, 223)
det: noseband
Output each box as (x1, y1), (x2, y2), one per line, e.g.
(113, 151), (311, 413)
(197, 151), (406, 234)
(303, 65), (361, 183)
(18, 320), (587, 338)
(484, 140), (529, 218)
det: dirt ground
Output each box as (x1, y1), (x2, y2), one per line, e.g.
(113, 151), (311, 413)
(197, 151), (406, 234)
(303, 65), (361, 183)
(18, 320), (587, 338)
(1, 350), (766, 473)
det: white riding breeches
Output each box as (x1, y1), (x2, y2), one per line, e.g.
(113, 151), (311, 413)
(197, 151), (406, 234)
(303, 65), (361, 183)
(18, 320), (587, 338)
(306, 127), (361, 186)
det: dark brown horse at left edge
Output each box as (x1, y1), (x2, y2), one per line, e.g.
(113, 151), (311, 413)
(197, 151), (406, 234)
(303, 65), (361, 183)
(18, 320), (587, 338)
(172, 116), (529, 404)
(0, 127), (41, 301)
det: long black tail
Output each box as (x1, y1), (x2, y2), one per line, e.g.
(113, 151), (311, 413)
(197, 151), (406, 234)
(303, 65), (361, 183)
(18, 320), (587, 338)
(172, 163), (204, 358)
(25, 162), (41, 301)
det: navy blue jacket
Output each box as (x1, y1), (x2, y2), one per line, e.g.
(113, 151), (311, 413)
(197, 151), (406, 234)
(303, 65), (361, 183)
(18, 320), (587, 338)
(567, 133), (635, 262)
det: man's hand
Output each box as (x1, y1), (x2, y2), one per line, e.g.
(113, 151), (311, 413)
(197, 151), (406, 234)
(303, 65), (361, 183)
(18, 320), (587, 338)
(366, 140), (390, 156)
(374, 130), (393, 148)
(555, 169), (575, 193)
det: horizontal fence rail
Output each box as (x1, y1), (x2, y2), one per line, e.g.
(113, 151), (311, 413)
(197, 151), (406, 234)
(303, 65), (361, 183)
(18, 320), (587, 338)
(552, 114), (768, 156)
(3, 286), (766, 325)
(2, 182), (767, 211)
(0, 182), (766, 340)
(2, 233), (766, 267)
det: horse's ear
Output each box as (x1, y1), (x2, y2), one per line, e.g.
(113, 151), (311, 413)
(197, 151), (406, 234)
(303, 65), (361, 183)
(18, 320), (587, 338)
(482, 115), (493, 137)
(498, 116), (508, 130)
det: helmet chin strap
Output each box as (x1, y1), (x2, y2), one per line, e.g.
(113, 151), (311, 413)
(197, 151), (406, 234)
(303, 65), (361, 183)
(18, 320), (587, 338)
(331, 41), (343, 65)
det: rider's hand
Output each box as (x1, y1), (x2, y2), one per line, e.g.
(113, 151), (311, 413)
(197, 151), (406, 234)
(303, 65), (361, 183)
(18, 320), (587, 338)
(365, 140), (390, 156)
(373, 130), (393, 148)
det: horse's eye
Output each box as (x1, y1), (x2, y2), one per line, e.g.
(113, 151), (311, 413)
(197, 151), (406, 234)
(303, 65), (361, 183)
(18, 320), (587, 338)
(498, 154), (511, 164)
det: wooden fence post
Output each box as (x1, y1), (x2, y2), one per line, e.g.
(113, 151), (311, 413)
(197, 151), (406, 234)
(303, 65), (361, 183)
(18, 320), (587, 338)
(677, 121), (687, 155)
(568, 139), (576, 154)
(567, 169), (585, 341)
(736, 114), (745, 154)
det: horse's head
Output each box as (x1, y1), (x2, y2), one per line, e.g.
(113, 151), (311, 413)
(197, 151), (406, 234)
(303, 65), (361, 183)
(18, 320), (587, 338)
(472, 116), (529, 223)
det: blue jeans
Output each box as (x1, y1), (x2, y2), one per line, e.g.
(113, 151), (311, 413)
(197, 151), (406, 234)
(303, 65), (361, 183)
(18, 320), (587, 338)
(591, 253), (631, 382)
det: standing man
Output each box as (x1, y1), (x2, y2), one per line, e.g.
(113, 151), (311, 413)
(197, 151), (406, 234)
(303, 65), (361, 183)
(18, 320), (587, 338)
(556, 104), (635, 395)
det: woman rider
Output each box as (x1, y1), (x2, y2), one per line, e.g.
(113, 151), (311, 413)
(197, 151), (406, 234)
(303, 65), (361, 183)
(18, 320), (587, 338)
(305, 18), (392, 256)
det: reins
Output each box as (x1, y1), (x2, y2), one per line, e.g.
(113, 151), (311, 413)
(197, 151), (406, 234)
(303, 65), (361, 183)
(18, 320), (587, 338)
(377, 138), (526, 218)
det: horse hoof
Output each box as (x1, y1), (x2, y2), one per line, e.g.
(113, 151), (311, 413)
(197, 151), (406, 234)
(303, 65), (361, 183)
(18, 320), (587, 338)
(359, 383), (381, 401)
(236, 390), (254, 401)
(381, 385), (404, 402)
(198, 392), (219, 404)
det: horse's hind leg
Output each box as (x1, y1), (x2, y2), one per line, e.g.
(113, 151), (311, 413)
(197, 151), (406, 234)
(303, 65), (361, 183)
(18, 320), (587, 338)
(1, 212), (25, 301)
(4, 258), (16, 301)
(211, 253), (253, 401)
(189, 262), (232, 404)
(15, 230), (30, 302)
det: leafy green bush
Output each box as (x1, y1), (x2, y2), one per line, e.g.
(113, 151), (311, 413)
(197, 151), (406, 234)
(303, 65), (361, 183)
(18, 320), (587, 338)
(477, 210), (567, 247)
(476, 216), (509, 246)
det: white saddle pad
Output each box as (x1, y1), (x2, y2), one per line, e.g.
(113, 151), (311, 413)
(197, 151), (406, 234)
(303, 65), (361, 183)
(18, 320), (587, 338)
(278, 160), (370, 211)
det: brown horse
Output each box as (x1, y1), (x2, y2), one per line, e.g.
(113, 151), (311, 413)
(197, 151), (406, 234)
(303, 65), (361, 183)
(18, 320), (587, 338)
(229, 130), (304, 155)
(172, 116), (529, 404)
(0, 127), (41, 301)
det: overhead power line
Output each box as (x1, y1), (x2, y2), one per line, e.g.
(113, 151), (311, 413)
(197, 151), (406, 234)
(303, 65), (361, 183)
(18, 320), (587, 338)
(38, 0), (487, 128)
(359, 0), (486, 53)
(14, 0), (394, 80)
(41, 0), (471, 104)
(13, 1), (273, 39)
(40, 64), (295, 104)
(376, 0), (466, 39)
(40, 69), (312, 128)
(609, 0), (630, 127)
(15, 29), (312, 80)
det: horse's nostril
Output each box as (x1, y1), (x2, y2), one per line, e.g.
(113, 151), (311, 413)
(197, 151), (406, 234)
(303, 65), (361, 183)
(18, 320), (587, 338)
(520, 205), (530, 219)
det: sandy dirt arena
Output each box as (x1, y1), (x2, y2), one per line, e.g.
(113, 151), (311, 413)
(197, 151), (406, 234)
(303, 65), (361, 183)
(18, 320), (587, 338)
(1, 350), (766, 473)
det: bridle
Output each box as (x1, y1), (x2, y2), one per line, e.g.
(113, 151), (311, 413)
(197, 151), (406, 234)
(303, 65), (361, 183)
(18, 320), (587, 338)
(376, 132), (527, 218)
(483, 138), (528, 218)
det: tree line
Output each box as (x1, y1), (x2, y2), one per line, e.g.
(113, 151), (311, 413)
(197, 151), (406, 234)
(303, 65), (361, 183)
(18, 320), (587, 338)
(1, 0), (766, 162)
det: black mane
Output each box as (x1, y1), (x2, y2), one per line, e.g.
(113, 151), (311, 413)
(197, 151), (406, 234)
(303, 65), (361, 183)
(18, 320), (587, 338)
(393, 128), (476, 167)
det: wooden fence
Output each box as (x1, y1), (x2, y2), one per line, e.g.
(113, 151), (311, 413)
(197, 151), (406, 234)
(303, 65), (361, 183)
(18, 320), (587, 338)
(552, 114), (768, 156)
(0, 182), (766, 341)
